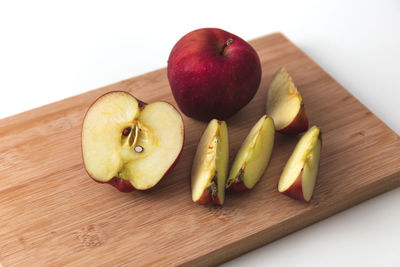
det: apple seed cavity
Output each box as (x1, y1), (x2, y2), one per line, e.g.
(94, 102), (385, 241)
(121, 124), (140, 150)
(209, 174), (218, 199)
(226, 167), (244, 188)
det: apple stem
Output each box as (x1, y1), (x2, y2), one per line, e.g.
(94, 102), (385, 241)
(220, 38), (233, 55)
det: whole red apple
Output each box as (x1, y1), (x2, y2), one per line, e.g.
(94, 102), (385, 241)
(167, 28), (262, 121)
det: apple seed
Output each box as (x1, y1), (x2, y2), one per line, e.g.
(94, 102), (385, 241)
(122, 127), (131, 136)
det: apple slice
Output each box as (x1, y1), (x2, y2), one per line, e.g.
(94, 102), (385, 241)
(191, 119), (229, 205)
(226, 115), (275, 192)
(82, 91), (184, 192)
(278, 126), (322, 202)
(266, 67), (309, 134)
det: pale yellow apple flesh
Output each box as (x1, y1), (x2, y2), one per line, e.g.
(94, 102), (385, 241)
(278, 126), (322, 202)
(191, 119), (229, 205)
(226, 115), (275, 191)
(82, 91), (184, 190)
(267, 67), (308, 133)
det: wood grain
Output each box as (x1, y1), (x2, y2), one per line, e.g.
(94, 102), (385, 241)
(0, 33), (399, 266)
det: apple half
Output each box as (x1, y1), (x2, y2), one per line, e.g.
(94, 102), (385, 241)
(82, 91), (184, 192)
(266, 67), (309, 134)
(191, 119), (229, 205)
(226, 115), (275, 192)
(278, 126), (322, 202)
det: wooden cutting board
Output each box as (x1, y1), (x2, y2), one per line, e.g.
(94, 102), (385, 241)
(1, 33), (399, 266)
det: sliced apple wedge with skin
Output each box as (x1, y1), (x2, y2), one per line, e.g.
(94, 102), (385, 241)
(226, 115), (275, 192)
(82, 91), (184, 192)
(278, 126), (322, 202)
(191, 119), (229, 205)
(267, 67), (309, 134)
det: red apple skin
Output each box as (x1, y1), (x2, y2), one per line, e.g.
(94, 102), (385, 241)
(281, 169), (308, 202)
(81, 91), (185, 192)
(278, 104), (309, 135)
(226, 182), (249, 193)
(106, 177), (136, 192)
(167, 28), (262, 121)
(195, 187), (222, 205)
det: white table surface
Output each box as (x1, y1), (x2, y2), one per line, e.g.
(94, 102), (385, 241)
(1, 0), (399, 266)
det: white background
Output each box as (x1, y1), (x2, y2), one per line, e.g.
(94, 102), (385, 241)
(1, 0), (399, 266)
